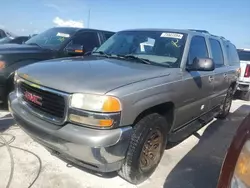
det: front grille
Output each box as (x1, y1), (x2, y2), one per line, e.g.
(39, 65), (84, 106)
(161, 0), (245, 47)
(19, 81), (66, 121)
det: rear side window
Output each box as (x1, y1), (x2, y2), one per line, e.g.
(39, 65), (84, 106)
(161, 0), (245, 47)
(238, 50), (250, 61)
(104, 32), (114, 41)
(224, 43), (240, 65)
(188, 36), (208, 65)
(71, 32), (100, 52)
(209, 39), (224, 67)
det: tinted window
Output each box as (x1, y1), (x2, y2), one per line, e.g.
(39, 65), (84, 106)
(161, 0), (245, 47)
(188, 36), (208, 65)
(11, 37), (29, 44)
(238, 50), (250, 61)
(96, 31), (187, 67)
(104, 32), (114, 41)
(25, 27), (78, 50)
(224, 43), (240, 65)
(71, 32), (100, 52)
(209, 39), (224, 67)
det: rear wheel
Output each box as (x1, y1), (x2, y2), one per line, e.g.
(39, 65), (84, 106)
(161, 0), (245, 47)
(238, 90), (250, 101)
(118, 113), (168, 185)
(216, 87), (233, 119)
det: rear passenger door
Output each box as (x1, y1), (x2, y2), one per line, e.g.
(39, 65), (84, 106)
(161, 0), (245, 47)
(175, 36), (214, 128)
(209, 38), (230, 108)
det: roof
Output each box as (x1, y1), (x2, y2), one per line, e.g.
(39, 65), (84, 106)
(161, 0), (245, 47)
(52, 27), (114, 33)
(237, 48), (250, 51)
(119, 28), (230, 41)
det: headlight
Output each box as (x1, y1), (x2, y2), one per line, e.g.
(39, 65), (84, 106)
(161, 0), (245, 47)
(231, 140), (250, 188)
(0, 60), (5, 70)
(69, 93), (122, 128)
(70, 93), (122, 113)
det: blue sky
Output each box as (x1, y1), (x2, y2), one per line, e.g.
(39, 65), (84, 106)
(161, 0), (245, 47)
(0, 0), (249, 48)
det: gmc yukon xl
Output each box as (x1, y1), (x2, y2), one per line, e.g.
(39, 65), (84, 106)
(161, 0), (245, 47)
(9, 29), (240, 184)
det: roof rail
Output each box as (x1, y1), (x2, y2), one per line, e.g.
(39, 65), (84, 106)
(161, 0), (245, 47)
(189, 29), (210, 34)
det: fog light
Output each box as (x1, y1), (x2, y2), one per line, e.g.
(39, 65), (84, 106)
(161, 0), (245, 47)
(69, 114), (113, 127)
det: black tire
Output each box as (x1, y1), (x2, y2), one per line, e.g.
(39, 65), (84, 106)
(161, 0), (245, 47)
(216, 87), (233, 119)
(238, 91), (250, 101)
(118, 113), (168, 185)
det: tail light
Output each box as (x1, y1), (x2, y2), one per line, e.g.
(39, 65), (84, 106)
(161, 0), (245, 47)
(244, 65), (250, 77)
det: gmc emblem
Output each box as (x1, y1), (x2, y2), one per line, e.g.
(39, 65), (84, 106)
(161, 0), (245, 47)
(24, 91), (42, 106)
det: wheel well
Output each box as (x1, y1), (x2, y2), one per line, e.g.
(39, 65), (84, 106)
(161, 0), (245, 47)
(6, 73), (15, 94)
(133, 102), (175, 131)
(230, 81), (236, 89)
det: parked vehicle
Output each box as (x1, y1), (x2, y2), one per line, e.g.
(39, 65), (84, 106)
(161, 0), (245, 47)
(236, 48), (250, 101)
(0, 27), (114, 104)
(0, 28), (16, 39)
(0, 36), (30, 44)
(217, 113), (250, 188)
(9, 29), (240, 184)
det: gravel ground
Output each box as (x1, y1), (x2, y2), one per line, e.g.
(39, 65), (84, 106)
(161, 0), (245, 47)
(0, 99), (249, 188)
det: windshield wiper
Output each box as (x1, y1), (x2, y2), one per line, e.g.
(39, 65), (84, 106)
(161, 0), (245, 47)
(27, 42), (42, 48)
(92, 51), (111, 58)
(117, 54), (152, 65)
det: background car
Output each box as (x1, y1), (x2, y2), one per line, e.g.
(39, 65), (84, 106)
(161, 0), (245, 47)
(236, 48), (250, 101)
(0, 28), (16, 39)
(217, 113), (250, 188)
(0, 36), (30, 44)
(0, 27), (115, 106)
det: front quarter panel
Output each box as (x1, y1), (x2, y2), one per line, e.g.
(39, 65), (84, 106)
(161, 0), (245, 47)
(106, 69), (182, 127)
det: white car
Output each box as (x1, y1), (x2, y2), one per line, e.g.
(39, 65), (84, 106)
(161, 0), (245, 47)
(236, 48), (250, 100)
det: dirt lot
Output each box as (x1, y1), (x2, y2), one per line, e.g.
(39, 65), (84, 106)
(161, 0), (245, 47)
(0, 99), (249, 188)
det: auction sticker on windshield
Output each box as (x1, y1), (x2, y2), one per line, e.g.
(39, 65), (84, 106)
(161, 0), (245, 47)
(160, 32), (183, 39)
(56, 32), (70, 38)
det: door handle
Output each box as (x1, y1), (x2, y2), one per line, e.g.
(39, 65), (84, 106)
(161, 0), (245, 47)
(208, 76), (214, 82)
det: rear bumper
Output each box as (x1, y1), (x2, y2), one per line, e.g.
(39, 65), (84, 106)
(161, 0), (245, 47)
(9, 92), (133, 173)
(236, 81), (250, 92)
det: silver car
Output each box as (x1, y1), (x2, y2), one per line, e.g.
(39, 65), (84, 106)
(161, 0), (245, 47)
(9, 28), (240, 184)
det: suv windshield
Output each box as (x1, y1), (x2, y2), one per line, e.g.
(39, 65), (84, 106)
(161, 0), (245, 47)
(25, 27), (78, 50)
(95, 30), (187, 67)
(238, 50), (250, 61)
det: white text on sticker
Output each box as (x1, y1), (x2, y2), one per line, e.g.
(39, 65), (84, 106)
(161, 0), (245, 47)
(56, 32), (70, 38)
(161, 33), (183, 39)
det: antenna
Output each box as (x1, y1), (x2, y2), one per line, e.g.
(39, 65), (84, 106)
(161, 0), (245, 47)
(87, 9), (91, 28)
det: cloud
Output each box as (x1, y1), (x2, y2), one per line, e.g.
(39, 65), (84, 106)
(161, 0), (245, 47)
(16, 28), (26, 32)
(53, 17), (84, 28)
(0, 24), (5, 28)
(45, 3), (63, 12)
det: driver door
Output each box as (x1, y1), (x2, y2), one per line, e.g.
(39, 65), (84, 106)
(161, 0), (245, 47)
(174, 36), (214, 129)
(61, 31), (101, 57)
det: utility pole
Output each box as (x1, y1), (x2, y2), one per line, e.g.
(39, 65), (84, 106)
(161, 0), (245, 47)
(87, 9), (91, 28)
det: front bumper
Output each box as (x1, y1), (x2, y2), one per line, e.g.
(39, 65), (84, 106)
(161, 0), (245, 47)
(236, 81), (250, 92)
(9, 92), (133, 173)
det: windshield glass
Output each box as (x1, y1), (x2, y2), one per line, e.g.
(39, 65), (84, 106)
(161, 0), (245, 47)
(238, 50), (250, 61)
(25, 27), (78, 50)
(95, 30), (187, 67)
(0, 37), (12, 44)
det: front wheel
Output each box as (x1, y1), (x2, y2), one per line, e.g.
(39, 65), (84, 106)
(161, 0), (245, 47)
(216, 87), (233, 119)
(118, 113), (168, 185)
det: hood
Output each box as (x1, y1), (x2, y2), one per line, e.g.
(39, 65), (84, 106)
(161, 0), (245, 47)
(0, 43), (44, 54)
(17, 56), (170, 95)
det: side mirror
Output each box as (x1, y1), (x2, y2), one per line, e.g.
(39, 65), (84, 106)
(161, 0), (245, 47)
(65, 44), (85, 55)
(187, 57), (215, 71)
